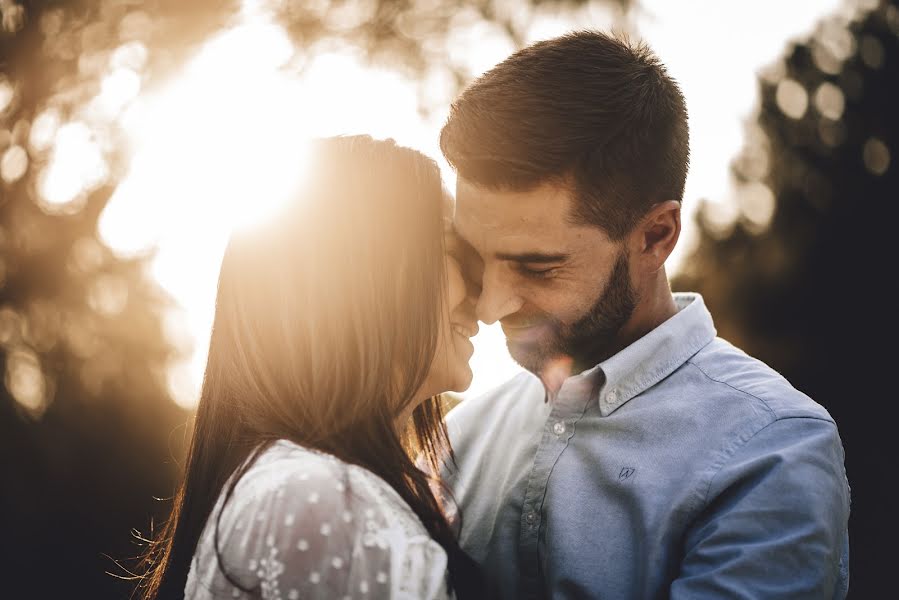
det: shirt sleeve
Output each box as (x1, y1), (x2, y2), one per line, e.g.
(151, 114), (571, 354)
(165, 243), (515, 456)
(671, 416), (850, 599)
(195, 455), (405, 600)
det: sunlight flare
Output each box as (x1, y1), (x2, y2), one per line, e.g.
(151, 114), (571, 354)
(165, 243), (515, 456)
(38, 122), (109, 213)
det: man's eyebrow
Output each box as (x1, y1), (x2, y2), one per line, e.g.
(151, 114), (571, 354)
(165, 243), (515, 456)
(495, 252), (569, 263)
(450, 226), (568, 263)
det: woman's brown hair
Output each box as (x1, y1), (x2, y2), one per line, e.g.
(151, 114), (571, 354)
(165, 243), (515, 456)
(137, 135), (479, 598)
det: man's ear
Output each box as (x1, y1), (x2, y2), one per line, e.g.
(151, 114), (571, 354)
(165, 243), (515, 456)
(631, 200), (681, 272)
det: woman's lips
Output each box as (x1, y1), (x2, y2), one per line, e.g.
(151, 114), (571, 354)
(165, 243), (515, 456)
(452, 322), (479, 338)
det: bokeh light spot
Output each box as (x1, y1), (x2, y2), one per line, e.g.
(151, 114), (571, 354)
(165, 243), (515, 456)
(739, 181), (776, 233)
(166, 360), (198, 410)
(0, 306), (21, 346)
(886, 6), (899, 35)
(736, 142), (770, 182)
(39, 122), (109, 213)
(859, 34), (885, 69)
(814, 82), (845, 120)
(88, 274), (129, 317)
(5, 347), (49, 418)
(819, 20), (856, 62)
(97, 67), (141, 115)
(39, 8), (64, 38)
(818, 119), (847, 147)
(812, 42), (843, 75)
(111, 41), (149, 71)
(322, 0), (377, 31)
(0, 76), (14, 113)
(700, 198), (740, 239)
(776, 78), (808, 120)
(28, 107), (62, 152)
(1, 144), (28, 183)
(118, 10), (153, 41)
(862, 137), (890, 175)
(68, 237), (105, 274)
(1, 1), (25, 34)
(445, 11), (517, 77)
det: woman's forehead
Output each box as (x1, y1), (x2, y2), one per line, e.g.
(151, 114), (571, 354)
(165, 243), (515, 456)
(442, 188), (456, 228)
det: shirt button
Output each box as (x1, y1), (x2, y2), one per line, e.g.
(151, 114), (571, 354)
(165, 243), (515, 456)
(552, 421), (566, 435)
(526, 512), (537, 524)
(605, 389), (618, 404)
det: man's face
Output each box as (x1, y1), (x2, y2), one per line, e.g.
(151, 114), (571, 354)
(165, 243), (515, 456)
(453, 178), (637, 376)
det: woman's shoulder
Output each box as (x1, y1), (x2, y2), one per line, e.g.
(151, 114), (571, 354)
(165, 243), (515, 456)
(232, 440), (410, 518)
(233, 440), (353, 501)
(187, 439), (449, 599)
(215, 440), (394, 539)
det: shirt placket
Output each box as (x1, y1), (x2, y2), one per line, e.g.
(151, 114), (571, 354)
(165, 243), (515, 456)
(517, 376), (598, 599)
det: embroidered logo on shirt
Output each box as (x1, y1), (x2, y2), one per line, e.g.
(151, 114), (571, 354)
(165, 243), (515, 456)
(618, 467), (636, 481)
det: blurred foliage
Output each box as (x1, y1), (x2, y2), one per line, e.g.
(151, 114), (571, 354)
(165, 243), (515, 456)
(0, 0), (633, 597)
(673, 1), (898, 595)
(0, 1), (240, 596)
(270, 0), (633, 109)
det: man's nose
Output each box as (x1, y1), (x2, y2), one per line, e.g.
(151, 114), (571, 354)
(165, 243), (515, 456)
(475, 265), (523, 325)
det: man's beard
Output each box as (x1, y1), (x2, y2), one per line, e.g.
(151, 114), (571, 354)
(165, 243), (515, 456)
(505, 252), (637, 377)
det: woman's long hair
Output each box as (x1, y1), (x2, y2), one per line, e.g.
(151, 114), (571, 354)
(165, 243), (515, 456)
(137, 136), (478, 598)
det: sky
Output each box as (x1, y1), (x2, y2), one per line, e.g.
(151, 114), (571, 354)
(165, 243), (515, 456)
(86, 0), (850, 408)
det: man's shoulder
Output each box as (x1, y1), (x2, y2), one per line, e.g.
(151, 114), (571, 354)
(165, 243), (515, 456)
(685, 337), (833, 424)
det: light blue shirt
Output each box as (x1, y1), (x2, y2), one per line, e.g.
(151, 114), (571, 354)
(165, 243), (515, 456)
(444, 293), (850, 599)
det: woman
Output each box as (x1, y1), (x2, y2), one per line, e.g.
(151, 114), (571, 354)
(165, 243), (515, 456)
(138, 136), (483, 599)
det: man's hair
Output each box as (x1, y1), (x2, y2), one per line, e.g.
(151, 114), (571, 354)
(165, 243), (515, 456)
(440, 30), (689, 240)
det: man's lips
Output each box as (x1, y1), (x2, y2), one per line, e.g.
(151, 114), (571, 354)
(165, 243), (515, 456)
(501, 322), (545, 342)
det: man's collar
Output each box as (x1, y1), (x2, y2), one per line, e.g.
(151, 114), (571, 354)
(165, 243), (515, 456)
(574, 292), (716, 416)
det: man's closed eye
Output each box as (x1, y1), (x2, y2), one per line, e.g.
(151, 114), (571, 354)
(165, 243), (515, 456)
(516, 264), (559, 279)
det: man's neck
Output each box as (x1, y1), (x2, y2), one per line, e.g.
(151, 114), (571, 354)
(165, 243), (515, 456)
(541, 280), (678, 400)
(539, 356), (576, 401)
(615, 282), (679, 359)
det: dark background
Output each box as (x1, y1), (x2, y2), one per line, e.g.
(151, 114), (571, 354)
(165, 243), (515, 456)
(0, 0), (893, 597)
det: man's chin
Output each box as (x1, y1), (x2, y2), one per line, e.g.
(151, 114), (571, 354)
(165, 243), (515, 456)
(508, 338), (580, 387)
(506, 339), (553, 375)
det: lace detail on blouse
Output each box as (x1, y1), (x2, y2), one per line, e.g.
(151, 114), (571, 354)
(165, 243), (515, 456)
(184, 440), (452, 600)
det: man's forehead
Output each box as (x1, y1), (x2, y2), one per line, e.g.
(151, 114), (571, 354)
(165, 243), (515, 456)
(456, 177), (573, 213)
(453, 178), (619, 262)
(454, 178), (580, 242)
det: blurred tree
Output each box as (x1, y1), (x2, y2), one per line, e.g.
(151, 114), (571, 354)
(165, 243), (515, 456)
(270, 0), (633, 112)
(0, 1), (633, 597)
(673, 1), (897, 596)
(0, 0), (237, 597)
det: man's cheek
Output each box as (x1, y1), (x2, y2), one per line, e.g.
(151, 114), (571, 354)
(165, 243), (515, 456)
(555, 290), (601, 323)
(525, 295), (579, 324)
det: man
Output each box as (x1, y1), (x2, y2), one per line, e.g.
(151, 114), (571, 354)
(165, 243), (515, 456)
(440, 31), (850, 599)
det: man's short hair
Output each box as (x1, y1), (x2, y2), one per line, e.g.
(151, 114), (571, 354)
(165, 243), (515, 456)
(440, 30), (689, 240)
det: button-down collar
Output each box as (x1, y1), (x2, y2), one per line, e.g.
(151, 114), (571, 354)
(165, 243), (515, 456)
(594, 293), (716, 416)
